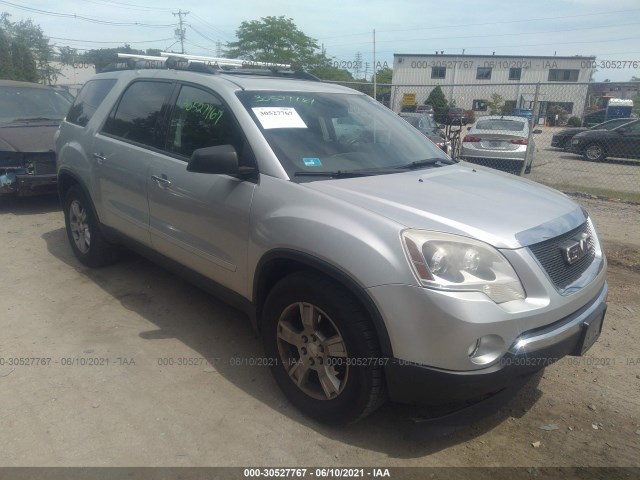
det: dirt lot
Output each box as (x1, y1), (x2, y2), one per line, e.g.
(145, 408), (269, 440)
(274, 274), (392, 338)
(0, 194), (638, 468)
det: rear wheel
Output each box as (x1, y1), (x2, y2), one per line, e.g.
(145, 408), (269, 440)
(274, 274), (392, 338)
(262, 272), (386, 424)
(64, 185), (118, 267)
(584, 143), (606, 162)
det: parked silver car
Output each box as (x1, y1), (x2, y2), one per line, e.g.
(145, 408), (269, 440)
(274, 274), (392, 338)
(461, 115), (539, 174)
(56, 61), (607, 425)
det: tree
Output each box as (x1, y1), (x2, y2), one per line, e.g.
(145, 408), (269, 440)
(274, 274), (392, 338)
(486, 93), (505, 115)
(81, 44), (144, 73)
(309, 64), (353, 82)
(226, 16), (325, 71)
(375, 67), (393, 101)
(1, 13), (57, 83)
(0, 28), (13, 79)
(425, 86), (448, 122)
(11, 41), (38, 82)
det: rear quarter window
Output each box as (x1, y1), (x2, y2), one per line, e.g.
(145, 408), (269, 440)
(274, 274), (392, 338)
(67, 79), (117, 127)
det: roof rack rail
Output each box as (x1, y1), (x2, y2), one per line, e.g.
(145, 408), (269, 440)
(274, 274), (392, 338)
(159, 52), (291, 70)
(111, 53), (319, 80)
(116, 52), (290, 70)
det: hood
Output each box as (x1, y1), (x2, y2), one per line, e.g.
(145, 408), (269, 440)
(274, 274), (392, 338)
(0, 124), (58, 152)
(305, 164), (585, 249)
(555, 127), (587, 136)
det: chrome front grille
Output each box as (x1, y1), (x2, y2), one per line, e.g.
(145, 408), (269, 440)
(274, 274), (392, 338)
(528, 221), (596, 290)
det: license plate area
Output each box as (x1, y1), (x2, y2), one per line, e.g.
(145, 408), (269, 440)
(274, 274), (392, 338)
(574, 305), (606, 356)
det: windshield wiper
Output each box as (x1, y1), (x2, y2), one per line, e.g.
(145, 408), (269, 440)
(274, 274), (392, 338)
(294, 169), (393, 178)
(393, 158), (451, 170)
(11, 117), (61, 123)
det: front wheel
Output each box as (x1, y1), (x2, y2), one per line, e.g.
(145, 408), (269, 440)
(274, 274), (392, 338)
(262, 272), (386, 424)
(64, 185), (118, 267)
(584, 143), (606, 162)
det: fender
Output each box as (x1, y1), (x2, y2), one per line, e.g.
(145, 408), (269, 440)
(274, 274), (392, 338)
(253, 248), (394, 358)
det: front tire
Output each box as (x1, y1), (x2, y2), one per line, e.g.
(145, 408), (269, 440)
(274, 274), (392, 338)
(262, 272), (386, 424)
(64, 185), (118, 267)
(584, 143), (606, 162)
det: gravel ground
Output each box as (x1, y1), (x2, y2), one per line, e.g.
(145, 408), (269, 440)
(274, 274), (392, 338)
(0, 194), (638, 468)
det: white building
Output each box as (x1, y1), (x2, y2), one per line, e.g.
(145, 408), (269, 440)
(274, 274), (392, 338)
(50, 61), (96, 95)
(391, 54), (596, 119)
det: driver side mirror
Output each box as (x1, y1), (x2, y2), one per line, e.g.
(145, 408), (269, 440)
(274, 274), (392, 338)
(187, 144), (255, 177)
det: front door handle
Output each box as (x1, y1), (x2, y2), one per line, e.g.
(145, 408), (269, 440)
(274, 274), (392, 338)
(151, 174), (172, 188)
(93, 153), (106, 165)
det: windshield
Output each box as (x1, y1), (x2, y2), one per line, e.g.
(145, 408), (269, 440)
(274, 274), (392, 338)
(475, 119), (526, 131)
(237, 91), (451, 180)
(0, 86), (72, 123)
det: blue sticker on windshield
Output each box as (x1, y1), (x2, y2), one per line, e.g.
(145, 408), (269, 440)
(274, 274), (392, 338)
(303, 157), (322, 167)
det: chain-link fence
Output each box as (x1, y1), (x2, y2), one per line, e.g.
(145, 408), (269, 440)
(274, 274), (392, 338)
(327, 80), (640, 202)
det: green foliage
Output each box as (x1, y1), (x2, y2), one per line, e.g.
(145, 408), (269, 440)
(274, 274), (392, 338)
(309, 64), (353, 82)
(81, 44), (144, 73)
(226, 16), (325, 71)
(465, 110), (476, 124)
(546, 105), (569, 126)
(425, 86), (448, 122)
(11, 41), (38, 82)
(57, 46), (79, 66)
(567, 116), (582, 127)
(0, 28), (13, 79)
(1, 13), (57, 83)
(486, 93), (505, 115)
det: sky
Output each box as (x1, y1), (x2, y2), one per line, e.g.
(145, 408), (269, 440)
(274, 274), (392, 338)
(1, 0), (639, 82)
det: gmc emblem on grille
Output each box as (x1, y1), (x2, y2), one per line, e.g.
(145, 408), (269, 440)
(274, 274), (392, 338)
(559, 233), (592, 265)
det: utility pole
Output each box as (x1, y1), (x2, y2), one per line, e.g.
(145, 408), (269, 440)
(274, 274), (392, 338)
(216, 41), (222, 57)
(354, 52), (362, 79)
(173, 10), (189, 54)
(373, 29), (377, 101)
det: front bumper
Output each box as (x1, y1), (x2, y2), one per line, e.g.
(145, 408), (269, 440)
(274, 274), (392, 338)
(385, 281), (607, 405)
(13, 173), (57, 196)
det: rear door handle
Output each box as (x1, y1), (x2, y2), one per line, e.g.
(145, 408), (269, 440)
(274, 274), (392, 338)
(151, 174), (172, 188)
(93, 153), (106, 165)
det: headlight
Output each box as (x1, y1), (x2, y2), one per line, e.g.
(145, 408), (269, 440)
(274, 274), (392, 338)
(401, 230), (525, 304)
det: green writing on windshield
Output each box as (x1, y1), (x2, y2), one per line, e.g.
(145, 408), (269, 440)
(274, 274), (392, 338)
(253, 94), (315, 105)
(183, 101), (224, 125)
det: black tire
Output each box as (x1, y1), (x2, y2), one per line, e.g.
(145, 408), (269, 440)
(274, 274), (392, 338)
(583, 143), (606, 162)
(63, 185), (118, 267)
(262, 272), (386, 424)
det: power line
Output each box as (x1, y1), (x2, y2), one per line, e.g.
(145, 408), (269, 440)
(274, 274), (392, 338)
(189, 12), (234, 40)
(0, 0), (176, 27)
(49, 36), (174, 45)
(325, 21), (640, 48)
(189, 24), (218, 46)
(318, 8), (640, 41)
(81, 0), (173, 12)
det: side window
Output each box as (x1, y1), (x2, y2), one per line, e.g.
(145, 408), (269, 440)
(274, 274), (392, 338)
(167, 85), (241, 158)
(102, 81), (173, 148)
(67, 79), (117, 127)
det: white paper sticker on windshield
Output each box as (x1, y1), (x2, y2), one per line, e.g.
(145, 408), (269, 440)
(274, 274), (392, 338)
(252, 107), (307, 129)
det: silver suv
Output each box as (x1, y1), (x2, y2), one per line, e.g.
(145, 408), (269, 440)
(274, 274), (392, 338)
(56, 61), (607, 424)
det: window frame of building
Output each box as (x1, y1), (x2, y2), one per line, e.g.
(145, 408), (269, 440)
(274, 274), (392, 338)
(431, 66), (446, 79)
(508, 68), (522, 81)
(472, 99), (488, 111)
(548, 69), (579, 82)
(476, 67), (492, 80)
